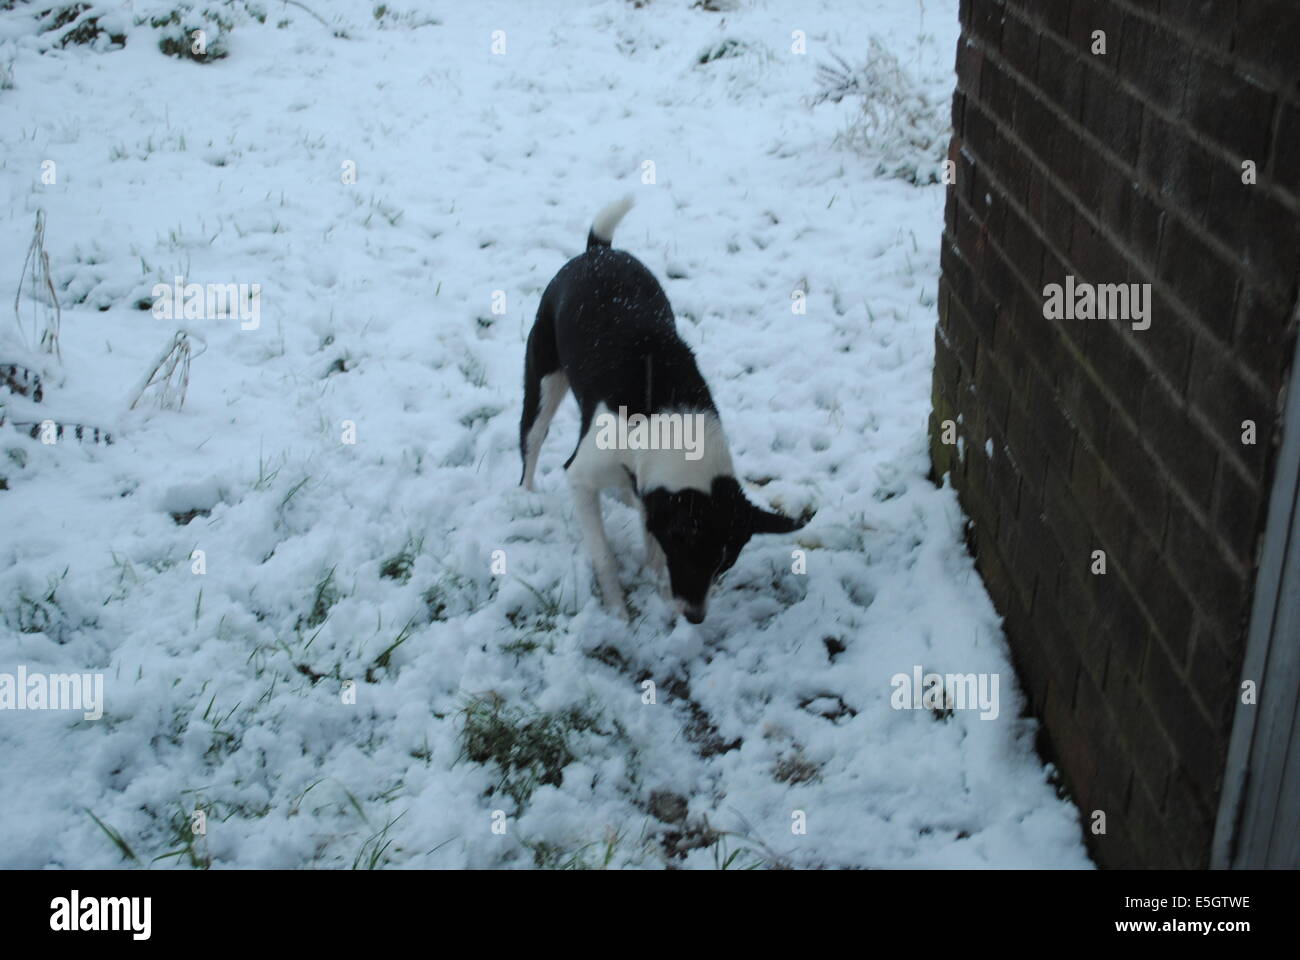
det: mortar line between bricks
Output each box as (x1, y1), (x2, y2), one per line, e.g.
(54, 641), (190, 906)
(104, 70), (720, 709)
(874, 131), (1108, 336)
(954, 94), (1275, 494)
(1038, 625), (1181, 854)
(1007, 0), (1299, 119)
(944, 220), (1249, 817)
(948, 184), (1253, 593)
(970, 17), (1300, 322)
(945, 199), (1254, 674)
(964, 0), (1287, 870)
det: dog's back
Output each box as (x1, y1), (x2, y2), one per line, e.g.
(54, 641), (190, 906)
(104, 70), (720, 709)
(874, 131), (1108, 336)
(520, 198), (716, 482)
(545, 247), (715, 427)
(519, 198), (808, 622)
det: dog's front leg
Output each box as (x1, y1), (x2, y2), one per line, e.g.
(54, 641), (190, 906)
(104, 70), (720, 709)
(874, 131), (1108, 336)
(637, 503), (671, 600)
(647, 535), (671, 603)
(570, 483), (629, 620)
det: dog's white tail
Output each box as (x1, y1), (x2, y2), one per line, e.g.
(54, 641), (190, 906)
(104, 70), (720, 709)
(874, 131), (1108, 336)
(587, 195), (635, 249)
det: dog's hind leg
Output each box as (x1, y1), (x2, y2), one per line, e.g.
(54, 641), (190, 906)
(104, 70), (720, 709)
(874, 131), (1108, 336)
(521, 371), (567, 491)
(520, 305), (567, 491)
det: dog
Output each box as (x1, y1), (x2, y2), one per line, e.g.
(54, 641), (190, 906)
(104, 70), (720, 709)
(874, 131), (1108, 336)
(519, 197), (807, 623)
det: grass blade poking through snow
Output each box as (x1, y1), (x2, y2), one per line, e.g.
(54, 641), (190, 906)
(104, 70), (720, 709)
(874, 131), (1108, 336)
(85, 808), (139, 864)
(813, 38), (949, 185)
(129, 330), (206, 411)
(13, 209), (61, 359)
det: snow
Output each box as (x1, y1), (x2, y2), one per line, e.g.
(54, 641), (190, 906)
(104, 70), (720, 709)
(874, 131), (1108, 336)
(0, 0), (1091, 868)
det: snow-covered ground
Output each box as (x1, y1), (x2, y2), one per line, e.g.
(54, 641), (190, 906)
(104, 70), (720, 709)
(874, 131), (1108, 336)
(0, 0), (1091, 868)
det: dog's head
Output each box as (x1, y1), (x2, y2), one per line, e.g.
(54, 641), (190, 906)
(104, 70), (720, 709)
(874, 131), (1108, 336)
(642, 476), (808, 624)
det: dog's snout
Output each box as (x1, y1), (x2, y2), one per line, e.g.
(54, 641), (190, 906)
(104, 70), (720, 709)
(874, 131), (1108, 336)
(674, 594), (708, 624)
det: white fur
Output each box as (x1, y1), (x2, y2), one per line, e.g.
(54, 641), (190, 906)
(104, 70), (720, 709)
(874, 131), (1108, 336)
(522, 371), (568, 491)
(568, 403), (733, 496)
(526, 195), (737, 619)
(568, 479), (628, 619)
(590, 195), (635, 244)
(634, 409), (734, 494)
(563, 402), (732, 618)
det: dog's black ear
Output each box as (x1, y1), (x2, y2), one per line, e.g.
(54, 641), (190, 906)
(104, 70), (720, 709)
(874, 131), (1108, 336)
(748, 503), (809, 536)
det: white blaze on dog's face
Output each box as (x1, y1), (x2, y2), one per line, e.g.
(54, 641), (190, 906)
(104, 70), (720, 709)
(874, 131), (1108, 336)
(642, 476), (804, 624)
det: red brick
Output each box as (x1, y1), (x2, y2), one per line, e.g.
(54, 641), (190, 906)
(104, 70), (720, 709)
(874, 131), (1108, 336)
(971, 0), (1007, 48)
(1139, 112), (1216, 215)
(1184, 53), (1276, 160)
(1117, 11), (1192, 109)
(1160, 0), (1238, 51)
(1187, 333), (1271, 463)
(1161, 770), (1217, 868)
(1084, 319), (1150, 420)
(1036, 33), (1085, 119)
(1242, 191), (1300, 306)
(1233, 288), (1295, 399)
(1000, 9), (1041, 78)
(1271, 98), (1300, 197)
(1081, 66), (1144, 167)
(1139, 375), (1216, 509)
(1143, 638), (1224, 799)
(1187, 619), (1244, 731)
(1156, 215), (1239, 346)
(1102, 414), (1168, 542)
(1164, 493), (1251, 634)
(1131, 288), (1195, 394)
(1067, 0), (1125, 67)
(929, 0), (1291, 871)
(1235, 0), (1300, 85)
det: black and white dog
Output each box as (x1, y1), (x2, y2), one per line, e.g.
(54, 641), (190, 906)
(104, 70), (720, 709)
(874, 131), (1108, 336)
(519, 197), (807, 623)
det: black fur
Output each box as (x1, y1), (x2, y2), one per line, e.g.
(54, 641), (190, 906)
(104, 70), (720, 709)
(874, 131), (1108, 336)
(641, 476), (801, 622)
(520, 208), (809, 623)
(522, 245), (715, 473)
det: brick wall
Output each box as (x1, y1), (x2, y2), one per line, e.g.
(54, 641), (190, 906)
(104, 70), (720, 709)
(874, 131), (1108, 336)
(929, 0), (1300, 867)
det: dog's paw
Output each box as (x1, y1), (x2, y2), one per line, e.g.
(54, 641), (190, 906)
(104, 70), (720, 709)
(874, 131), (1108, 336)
(599, 593), (631, 622)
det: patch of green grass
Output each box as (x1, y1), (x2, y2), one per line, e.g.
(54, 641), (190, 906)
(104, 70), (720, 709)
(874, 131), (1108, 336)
(503, 608), (557, 636)
(17, 566), (69, 632)
(457, 697), (601, 806)
(457, 354), (487, 388)
(697, 37), (750, 65)
(352, 811), (405, 869)
(501, 576), (570, 656)
(85, 808), (139, 864)
(253, 448), (281, 490)
(709, 832), (769, 870)
(422, 581), (449, 621)
(500, 635), (553, 660)
(148, 4), (242, 63)
(372, 3), (440, 29)
(157, 27), (230, 63)
(298, 566), (340, 630)
(505, 575), (570, 626)
(526, 834), (621, 870)
(458, 405), (502, 430)
(61, 14), (126, 48)
(365, 617), (416, 682)
(278, 474), (311, 512)
(380, 536), (422, 583)
(151, 803), (212, 869)
(420, 565), (496, 621)
(773, 751), (822, 785)
(523, 822), (663, 870)
(201, 695), (241, 760)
